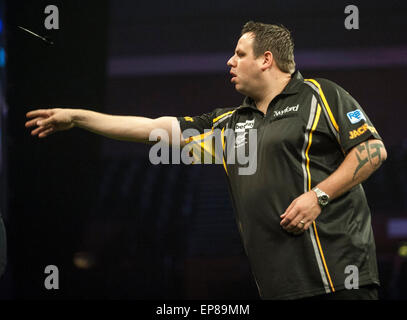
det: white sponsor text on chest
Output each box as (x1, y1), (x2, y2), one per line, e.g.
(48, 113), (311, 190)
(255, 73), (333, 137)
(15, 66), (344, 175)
(274, 104), (299, 117)
(235, 119), (255, 132)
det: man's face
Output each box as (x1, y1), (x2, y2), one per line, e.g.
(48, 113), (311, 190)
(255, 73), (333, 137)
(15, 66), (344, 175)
(227, 32), (263, 96)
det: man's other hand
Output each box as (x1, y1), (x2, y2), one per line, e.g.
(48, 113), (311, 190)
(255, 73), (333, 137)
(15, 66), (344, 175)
(280, 191), (321, 235)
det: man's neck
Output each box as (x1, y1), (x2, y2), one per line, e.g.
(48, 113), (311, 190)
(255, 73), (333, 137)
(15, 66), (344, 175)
(254, 73), (291, 114)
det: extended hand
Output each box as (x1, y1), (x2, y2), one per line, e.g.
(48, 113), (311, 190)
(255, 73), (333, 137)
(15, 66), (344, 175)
(25, 108), (74, 138)
(280, 191), (321, 235)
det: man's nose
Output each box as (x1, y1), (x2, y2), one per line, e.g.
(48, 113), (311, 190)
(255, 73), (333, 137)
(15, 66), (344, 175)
(227, 56), (235, 67)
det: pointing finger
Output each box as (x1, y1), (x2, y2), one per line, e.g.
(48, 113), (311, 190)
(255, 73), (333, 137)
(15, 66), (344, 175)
(26, 109), (52, 119)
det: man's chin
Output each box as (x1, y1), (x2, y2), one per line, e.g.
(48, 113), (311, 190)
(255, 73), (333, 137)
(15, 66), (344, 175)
(234, 84), (248, 96)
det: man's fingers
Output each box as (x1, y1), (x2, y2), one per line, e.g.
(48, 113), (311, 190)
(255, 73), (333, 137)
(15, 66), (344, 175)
(303, 221), (313, 231)
(289, 224), (303, 233)
(31, 124), (52, 136)
(38, 127), (55, 138)
(26, 109), (54, 129)
(281, 199), (296, 218)
(26, 109), (52, 119)
(287, 215), (306, 232)
(280, 207), (299, 227)
(286, 222), (302, 233)
(36, 117), (55, 127)
(292, 221), (313, 235)
(26, 110), (42, 118)
(25, 117), (45, 128)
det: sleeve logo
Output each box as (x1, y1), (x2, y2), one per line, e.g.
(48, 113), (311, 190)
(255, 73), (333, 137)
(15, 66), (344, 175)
(349, 123), (377, 140)
(346, 109), (366, 124)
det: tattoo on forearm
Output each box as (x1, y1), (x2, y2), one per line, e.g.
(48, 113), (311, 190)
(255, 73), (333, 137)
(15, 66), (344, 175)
(354, 144), (369, 178)
(353, 141), (384, 179)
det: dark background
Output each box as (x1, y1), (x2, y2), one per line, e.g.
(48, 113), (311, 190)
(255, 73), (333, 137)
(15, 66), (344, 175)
(0, 0), (406, 299)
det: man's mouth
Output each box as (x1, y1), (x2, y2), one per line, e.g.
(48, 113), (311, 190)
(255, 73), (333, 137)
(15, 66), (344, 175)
(230, 71), (237, 82)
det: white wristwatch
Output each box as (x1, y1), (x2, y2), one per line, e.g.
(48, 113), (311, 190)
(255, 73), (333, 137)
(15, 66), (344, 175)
(312, 187), (330, 208)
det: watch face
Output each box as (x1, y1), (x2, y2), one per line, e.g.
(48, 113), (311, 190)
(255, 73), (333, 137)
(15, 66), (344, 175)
(320, 195), (329, 206)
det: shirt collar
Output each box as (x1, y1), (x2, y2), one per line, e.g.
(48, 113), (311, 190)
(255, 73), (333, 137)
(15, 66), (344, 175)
(238, 70), (303, 111)
(281, 70), (303, 95)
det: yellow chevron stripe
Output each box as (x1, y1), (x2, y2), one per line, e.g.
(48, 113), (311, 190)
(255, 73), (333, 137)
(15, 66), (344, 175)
(305, 79), (339, 133)
(221, 127), (228, 175)
(312, 221), (335, 292)
(183, 111), (234, 168)
(186, 129), (213, 144)
(212, 110), (235, 124)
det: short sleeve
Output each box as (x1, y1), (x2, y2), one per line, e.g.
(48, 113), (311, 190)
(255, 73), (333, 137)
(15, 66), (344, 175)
(318, 79), (382, 154)
(177, 112), (214, 139)
(176, 107), (236, 164)
(177, 107), (236, 139)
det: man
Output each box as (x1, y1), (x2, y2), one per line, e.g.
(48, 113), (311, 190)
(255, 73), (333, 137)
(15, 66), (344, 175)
(25, 21), (387, 300)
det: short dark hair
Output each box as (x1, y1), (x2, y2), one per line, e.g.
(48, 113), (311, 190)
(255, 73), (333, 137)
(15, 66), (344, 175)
(241, 21), (296, 74)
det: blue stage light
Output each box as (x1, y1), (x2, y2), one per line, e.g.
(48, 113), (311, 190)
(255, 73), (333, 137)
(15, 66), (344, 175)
(0, 47), (5, 67)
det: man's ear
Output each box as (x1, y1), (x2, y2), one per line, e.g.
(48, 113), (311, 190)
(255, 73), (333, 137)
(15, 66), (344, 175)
(261, 51), (273, 71)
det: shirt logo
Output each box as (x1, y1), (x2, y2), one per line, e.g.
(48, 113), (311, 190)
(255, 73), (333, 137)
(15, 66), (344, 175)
(346, 109), (366, 124)
(235, 119), (254, 133)
(273, 104), (299, 117)
(234, 119), (254, 148)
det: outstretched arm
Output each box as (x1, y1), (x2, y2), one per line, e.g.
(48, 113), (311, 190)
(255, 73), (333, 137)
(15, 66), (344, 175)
(25, 108), (184, 145)
(280, 139), (387, 234)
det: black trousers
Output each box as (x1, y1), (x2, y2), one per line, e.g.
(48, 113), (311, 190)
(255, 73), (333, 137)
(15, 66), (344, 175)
(299, 284), (379, 300)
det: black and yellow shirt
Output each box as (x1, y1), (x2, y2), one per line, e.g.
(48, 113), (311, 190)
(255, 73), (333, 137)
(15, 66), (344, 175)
(177, 70), (382, 300)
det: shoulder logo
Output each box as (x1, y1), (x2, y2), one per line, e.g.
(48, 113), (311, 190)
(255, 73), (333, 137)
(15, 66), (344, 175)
(346, 109), (366, 124)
